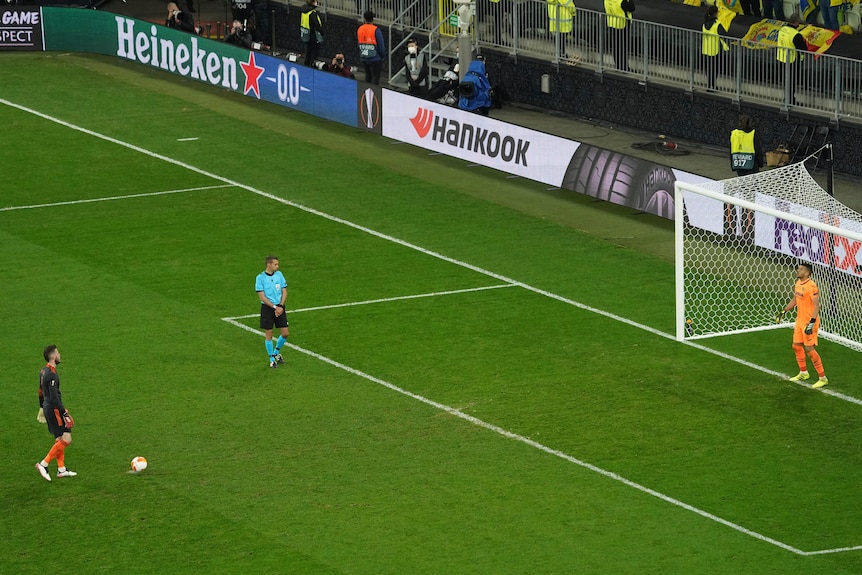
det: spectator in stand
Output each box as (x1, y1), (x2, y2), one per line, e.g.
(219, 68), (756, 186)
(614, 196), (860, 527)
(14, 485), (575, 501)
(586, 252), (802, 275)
(166, 2), (196, 34)
(458, 59), (493, 116)
(604, 0), (634, 71)
(357, 11), (387, 85)
(404, 39), (429, 95)
(821, 0), (841, 30)
(739, 0), (761, 17)
(326, 53), (355, 78)
(762, 0), (784, 21)
(300, 0), (324, 68)
(702, 5), (728, 92)
(225, 20), (253, 49)
(776, 13), (808, 105)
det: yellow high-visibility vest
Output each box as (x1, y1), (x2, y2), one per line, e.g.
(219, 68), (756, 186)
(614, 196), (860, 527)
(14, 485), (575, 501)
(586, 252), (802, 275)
(604, 0), (630, 29)
(777, 25), (800, 64)
(548, 0), (576, 33)
(730, 129), (756, 170)
(702, 20), (728, 56)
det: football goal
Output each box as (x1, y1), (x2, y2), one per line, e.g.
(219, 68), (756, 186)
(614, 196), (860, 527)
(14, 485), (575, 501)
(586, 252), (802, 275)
(674, 160), (862, 352)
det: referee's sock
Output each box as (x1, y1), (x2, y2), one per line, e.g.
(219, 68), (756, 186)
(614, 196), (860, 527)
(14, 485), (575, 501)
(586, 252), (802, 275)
(265, 339), (275, 360)
(275, 335), (286, 351)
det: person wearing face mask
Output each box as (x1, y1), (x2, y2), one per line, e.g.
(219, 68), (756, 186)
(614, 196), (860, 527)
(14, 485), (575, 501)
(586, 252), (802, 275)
(404, 39), (429, 95)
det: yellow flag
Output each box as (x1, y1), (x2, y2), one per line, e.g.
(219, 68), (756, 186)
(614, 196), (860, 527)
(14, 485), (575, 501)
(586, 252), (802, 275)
(718, 0), (743, 15)
(717, 4), (737, 29)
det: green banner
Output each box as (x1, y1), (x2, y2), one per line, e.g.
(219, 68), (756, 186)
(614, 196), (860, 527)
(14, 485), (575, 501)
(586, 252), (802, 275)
(41, 8), (250, 93)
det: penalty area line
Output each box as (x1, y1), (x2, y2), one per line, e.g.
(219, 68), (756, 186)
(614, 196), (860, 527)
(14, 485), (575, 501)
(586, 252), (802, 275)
(226, 283), (516, 320)
(221, 315), (814, 556)
(5, 97), (860, 409)
(0, 184), (234, 212)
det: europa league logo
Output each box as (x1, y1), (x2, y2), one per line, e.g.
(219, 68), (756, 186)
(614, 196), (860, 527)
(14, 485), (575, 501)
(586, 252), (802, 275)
(359, 87), (381, 131)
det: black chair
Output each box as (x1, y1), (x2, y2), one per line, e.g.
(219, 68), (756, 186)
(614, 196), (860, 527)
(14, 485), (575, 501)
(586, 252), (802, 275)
(804, 125), (831, 172)
(786, 124), (811, 164)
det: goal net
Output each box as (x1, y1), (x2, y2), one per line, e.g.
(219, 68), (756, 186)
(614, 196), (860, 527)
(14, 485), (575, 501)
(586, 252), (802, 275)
(675, 161), (862, 352)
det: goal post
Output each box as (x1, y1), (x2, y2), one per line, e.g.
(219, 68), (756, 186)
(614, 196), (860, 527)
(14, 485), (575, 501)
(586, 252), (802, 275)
(674, 161), (862, 352)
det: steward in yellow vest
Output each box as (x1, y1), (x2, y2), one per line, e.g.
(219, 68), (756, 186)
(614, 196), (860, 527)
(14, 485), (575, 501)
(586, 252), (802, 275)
(730, 115), (762, 176)
(549, 0), (576, 33)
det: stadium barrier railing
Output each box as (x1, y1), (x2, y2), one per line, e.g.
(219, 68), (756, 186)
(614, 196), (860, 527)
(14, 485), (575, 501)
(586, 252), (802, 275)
(274, 0), (862, 122)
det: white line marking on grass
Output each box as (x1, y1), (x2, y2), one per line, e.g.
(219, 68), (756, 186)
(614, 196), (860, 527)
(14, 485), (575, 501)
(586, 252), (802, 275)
(220, 316), (811, 556)
(0, 184), (233, 212)
(2, 97), (858, 408)
(227, 284), (516, 319)
(176, 137), (199, 142)
(804, 544), (862, 556)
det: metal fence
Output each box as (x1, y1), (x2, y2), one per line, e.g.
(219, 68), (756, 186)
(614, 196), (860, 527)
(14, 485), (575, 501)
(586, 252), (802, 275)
(277, 0), (862, 122)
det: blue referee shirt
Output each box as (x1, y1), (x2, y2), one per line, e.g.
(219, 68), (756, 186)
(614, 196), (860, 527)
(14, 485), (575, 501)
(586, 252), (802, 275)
(255, 270), (287, 305)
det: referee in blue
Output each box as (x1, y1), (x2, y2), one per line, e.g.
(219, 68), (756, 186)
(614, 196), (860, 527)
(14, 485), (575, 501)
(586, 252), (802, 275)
(255, 255), (289, 368)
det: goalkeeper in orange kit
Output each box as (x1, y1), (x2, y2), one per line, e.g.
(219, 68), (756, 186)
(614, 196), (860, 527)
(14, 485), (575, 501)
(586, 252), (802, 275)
(775, 263), (828, 389)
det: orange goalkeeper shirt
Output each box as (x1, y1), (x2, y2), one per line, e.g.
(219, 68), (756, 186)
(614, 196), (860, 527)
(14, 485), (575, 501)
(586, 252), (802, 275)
(793, 278), (819, 325)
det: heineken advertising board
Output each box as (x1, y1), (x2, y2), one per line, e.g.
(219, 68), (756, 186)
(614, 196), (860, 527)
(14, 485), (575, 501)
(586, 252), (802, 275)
(24, 7), (357, 126)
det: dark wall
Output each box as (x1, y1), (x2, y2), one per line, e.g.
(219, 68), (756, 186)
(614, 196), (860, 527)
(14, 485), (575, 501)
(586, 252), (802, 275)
(487, 53), (862, 176)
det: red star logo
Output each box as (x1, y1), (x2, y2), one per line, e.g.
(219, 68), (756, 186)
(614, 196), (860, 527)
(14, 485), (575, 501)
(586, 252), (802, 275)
(240, 52), (265, 99)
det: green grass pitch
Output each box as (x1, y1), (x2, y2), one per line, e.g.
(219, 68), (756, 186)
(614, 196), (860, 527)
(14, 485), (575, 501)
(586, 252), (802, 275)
(2, 52), (862, 574)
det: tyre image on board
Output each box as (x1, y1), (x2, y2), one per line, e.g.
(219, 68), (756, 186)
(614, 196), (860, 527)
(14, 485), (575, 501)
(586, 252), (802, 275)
(560, 144), (677, 219)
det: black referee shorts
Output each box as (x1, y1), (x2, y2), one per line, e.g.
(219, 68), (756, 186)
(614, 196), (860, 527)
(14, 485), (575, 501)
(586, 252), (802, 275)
(46, 406), (70, 438)
(260, 304), (289, 330)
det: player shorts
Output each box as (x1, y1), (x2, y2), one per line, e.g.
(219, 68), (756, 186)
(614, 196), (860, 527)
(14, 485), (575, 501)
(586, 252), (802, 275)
(793, 322), (819, 347)
(260, 303), (289, 330)
(45, 406), (70, 438)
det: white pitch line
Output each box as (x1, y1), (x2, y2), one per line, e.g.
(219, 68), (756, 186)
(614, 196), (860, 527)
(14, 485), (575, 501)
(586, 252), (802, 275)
(804, 544), (862, 556)
(0, 184), (233, 212)
(2, 98), (858, 407)
(227, 284), (516, 319)
(220, 316), (810, 556)
(176, 137), (199, 142)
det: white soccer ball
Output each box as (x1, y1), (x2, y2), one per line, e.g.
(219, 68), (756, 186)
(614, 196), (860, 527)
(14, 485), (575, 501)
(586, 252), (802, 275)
(130, 456), (148, 472)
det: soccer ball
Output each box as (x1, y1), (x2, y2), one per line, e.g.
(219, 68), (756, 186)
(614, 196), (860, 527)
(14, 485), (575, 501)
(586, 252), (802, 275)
(130, 456), (148, 472)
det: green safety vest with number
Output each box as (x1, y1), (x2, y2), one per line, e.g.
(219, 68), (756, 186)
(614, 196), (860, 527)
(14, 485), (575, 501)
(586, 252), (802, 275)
(730, 129), (756, 171)
(300, 8), (323, 43)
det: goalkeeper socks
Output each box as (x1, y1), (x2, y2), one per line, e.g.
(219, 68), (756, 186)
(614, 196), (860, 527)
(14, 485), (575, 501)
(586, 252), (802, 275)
(807, 349), (825, 377)
(56, 442), (67, 469)
(265, 339), (275, 359)
(43, 439), (64, 464)
(794, 346), (807, 371)
(275, 335), (286, 351)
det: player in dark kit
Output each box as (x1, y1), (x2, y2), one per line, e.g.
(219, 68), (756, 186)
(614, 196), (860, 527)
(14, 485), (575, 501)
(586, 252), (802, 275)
(35, 345), (77, 481)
